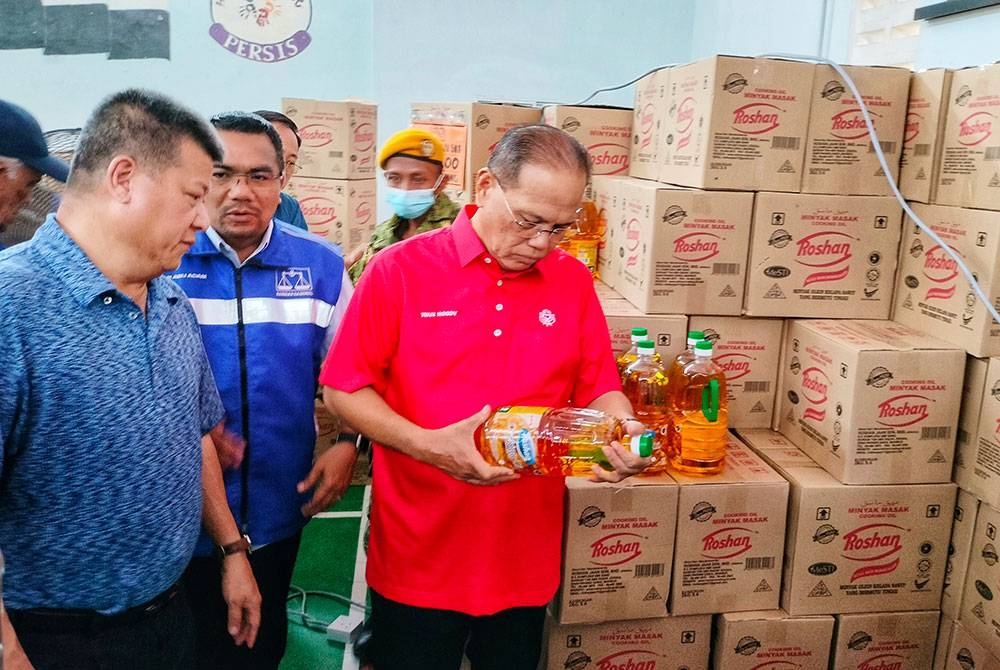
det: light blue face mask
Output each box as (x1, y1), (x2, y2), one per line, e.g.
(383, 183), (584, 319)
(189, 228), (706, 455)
(385, 175), (443, 220)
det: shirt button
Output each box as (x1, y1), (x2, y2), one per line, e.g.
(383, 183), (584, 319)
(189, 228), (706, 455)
(495, 304), (503, 311)
(496, 280), (503, 287)
(493, 329), (502, 337)
(103, 296), (113, 305)
(129, 312), (139, 320)
(484, 258), (492, 264)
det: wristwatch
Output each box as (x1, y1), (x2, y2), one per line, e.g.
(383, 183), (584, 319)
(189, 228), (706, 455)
(219, 533), (252, 557)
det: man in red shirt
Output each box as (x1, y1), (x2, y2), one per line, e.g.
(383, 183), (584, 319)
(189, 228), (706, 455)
(320, 124), (649, 669)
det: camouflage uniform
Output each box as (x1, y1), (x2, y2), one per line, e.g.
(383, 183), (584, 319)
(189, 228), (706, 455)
(348, 192), (461, 283)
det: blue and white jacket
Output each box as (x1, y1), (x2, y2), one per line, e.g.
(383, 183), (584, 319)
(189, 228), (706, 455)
(169, 221), (353, 555)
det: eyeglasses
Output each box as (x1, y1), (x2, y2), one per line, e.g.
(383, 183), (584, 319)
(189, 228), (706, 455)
(494, 179), (580, 242)
(211, 169), (281, 191)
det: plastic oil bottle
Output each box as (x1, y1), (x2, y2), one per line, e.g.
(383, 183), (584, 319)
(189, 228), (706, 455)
(617, 327), (661, 377)
(557, 197), (601, 279)
(622, 341), (670, 473)
(668, 341), (728, 474)
(476, 406), (653, 477)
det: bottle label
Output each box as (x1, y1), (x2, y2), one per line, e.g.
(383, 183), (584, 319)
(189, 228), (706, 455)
(507, 428), (538, 467)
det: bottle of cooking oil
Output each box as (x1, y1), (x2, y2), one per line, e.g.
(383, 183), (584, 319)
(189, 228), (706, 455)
(476, 406), (653, 477)
(668, 341), (728, 474)
(667, 331), (706, 381)
(622, 341), (670, 473)
(557, 198), (601, 279)
(617, 327), (662, 377)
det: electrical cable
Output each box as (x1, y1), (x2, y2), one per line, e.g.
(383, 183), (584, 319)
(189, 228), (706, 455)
(761, 52), (1000, 328)
(574, 53), (1000, 328)
(286, 585), (370, 633)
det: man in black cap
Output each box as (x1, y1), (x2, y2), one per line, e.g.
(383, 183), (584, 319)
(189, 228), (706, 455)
(0, 100), (70, 243)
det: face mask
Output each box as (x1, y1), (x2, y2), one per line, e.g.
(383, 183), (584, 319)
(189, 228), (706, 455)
(385, 175), (442, 220)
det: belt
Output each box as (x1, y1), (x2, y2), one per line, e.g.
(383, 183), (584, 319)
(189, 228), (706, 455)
(7, 581), (183, 633)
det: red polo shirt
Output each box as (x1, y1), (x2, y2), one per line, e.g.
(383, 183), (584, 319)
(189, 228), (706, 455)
(320, 206), (620, 614)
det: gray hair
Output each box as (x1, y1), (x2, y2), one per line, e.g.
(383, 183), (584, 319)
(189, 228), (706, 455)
(487, 124), (590, 189)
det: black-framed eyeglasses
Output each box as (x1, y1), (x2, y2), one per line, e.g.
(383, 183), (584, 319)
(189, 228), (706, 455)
(211, 168), (281, 191)
(494, 177), (581, 242)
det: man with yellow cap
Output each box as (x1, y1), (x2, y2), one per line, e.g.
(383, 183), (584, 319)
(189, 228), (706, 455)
(346, 128), (459, 282)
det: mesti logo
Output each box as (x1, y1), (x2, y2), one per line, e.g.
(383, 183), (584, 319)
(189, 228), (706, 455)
(210, 0), (312, 63)
(731, 103), (783, 135)
(958, 111), (995, 147)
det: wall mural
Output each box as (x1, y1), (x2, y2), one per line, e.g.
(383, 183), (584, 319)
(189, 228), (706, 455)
(209, 0), (311, 63)
(0, 0), (170, 59)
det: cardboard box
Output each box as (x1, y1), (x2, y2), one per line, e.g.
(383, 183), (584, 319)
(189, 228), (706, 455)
(744, 192), (902, 319)
(899, 69), (954, 204)
(943, 489), (981, 621)
(615, 178), (753, 315)
(712, 610), (834, 670)
(591, 175), (630, 288)
(555, 476), (678, 624)
(281, 98), (376, 179)
(936, 63), (1000, 212)
(604, 307), (687, 365)
(892, 203), (1000, 357)
(660, 56), (814, 192)
(668, 434), (788, 615)
(630, 67), (671, 181)
(542, 104), (632, 177)
(411, 102), (541, 205)
(688, 316), (783, 429)
(740, 429), (957, 616)
(777, 319), (964, 484)
(830, 610), (940, 670)
(964, 358), (1000, 508)
(957, 500), (1000, 660)
(802, 64), (911, 195)
(945, 619), (1000, 670)
(543, 613), (712, 670)
(935, 616), (955, 670)
(284, 177), (376, 251)
(953, 357), (990, 496)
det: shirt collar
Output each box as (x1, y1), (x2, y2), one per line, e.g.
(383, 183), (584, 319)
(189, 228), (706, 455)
(452, 204), (558, 277)
(204, 220), (275, 267)
(34, 215), (182, 308)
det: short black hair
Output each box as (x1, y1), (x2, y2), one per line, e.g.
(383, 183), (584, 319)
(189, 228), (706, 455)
(70, 89), (222, 186)
(253, 110), (301, 148)
(210, 112), (284, 172)
(487, 124), (590, 189)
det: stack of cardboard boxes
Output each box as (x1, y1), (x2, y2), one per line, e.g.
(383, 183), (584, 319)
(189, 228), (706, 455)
(543, 54), (1000, 670)
(280, 98), (377, 253)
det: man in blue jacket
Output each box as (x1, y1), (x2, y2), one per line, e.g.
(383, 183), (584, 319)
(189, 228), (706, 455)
(171, 111), (358, 670)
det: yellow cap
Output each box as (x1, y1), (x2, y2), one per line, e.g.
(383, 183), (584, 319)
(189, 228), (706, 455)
(378, 128), (445, 168)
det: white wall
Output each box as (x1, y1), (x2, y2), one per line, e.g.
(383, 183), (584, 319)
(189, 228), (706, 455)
(1, 2), (374, 130)
(914, 5), (1000, 69)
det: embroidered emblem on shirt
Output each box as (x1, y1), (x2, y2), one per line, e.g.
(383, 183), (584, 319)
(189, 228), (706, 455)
(276, 267), (313, 295)
(539, 309), (556, 327)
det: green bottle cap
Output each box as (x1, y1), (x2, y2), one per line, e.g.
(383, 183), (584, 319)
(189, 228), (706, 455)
(687, 330), (705, 340)
(631, 327), (648, 336)
(695, 341), (713, 352)
(637, 340), (655, 353)
(636, 430), (655, 458)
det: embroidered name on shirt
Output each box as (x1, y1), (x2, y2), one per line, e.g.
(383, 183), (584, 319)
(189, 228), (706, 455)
(420, 310), (459, 318)
(170, 272), (208, 280)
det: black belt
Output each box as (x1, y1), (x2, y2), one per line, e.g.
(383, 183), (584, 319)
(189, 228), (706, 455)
(7, 581), (183, 633)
